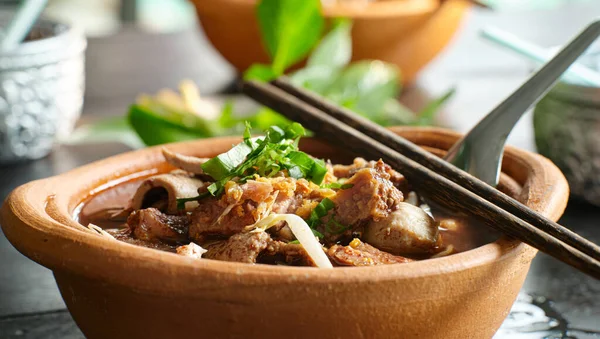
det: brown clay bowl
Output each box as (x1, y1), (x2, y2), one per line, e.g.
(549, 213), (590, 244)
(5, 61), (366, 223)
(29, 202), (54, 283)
(191, 0), (470, 84)
(1, 127), (568, 339)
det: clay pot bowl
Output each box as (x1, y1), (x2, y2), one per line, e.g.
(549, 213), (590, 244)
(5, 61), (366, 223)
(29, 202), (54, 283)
(190, 0), (470, 84)
(1, 127), (568, 339)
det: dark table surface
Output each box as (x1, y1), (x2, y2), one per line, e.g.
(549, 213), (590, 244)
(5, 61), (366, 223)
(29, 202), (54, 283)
(1, 4), (600, 339)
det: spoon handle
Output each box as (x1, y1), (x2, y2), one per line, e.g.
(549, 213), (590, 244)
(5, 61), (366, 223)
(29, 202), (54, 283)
(445, 19), (600, 185)
(471, 19), (600, 142)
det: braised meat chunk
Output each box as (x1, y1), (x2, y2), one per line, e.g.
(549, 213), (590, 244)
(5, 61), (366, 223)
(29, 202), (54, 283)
(364, 202), (440, 255)
(127, 208), (190, 244)
(262, 240), (315, 266)
(333, 158), (407, 192)
(320, 162), (404, 242)
(204, 232), (271, 263)
(327, 239), (412, 266)
(189, 177), (332, 242)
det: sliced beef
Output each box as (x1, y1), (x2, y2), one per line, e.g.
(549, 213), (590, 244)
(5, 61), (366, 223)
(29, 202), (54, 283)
(203, 231), (270, 263)
(189, 177), (332, 242)
(333, 158), (407, 192)
(189, 197), (260, 242)
(322, 163), (404, 241)
(327, 239), (412, 266)
(127, 208), (190, 244)
(261, 240), (315, 266)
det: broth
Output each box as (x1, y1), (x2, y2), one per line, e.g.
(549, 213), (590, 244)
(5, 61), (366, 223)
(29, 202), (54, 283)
(77, 178), (500, 259)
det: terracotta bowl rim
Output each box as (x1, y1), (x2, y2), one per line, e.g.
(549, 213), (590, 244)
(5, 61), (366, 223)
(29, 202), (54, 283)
(192, 0), (441, 19)
(1, 127), (568, 288)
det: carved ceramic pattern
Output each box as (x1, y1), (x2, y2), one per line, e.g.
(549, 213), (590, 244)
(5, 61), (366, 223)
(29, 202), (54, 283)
(0, 55), (84, 163)
(0, 20), (85, 164)
(534, 93), (600, 206)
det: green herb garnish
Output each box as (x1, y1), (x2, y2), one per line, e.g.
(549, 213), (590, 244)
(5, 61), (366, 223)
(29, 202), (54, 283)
(195, 122), (329, 199)
(321, 182), (354, 190)
(325, 214), (349, 235)
(304, 198), (336, 239)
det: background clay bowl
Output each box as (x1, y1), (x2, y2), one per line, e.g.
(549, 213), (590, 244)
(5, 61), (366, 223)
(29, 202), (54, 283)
(534, 81), (600, 207)
(1, 127), (568, 339)
(190, 0), (470, 84)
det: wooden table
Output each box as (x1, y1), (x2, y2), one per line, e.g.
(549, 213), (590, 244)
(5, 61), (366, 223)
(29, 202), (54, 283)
(1, 4), (600, 338)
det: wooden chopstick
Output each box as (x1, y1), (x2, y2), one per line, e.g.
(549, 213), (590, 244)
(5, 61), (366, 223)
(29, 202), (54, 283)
(272, 77), (600, 262)
(241, 79), (600, 280)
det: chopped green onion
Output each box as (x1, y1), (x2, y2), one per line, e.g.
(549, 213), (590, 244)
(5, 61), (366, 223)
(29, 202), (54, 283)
(197, 122), (327, 199)
(309, 158), (328, 185)
(321, 182), (354, 190)
(201, 141), (255, 180)
(325, 214), (348, 234)
(306, 197), (336, 236)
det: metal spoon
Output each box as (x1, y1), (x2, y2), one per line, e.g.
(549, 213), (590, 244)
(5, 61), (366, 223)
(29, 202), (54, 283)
(444, 19), (600, 186)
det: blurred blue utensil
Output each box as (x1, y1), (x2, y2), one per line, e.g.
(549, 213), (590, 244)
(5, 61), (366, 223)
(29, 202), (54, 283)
(0, 0), (48, 51)
(445, 19), (600, 186)
(481, 26), (600, 87)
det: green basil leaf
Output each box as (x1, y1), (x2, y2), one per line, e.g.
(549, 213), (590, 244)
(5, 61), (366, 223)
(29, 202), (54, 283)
(244, 64), (277, 82)
(289, 65), (340, 94)
(325, 60), (400, 118)
(374, 98), (418, 126)
(307, 18), (352, 70)
(414, 88), (456, 126)
(256, 0), (324, 74)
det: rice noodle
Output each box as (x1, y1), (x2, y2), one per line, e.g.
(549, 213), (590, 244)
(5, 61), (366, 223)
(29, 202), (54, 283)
(248, 214), (333, 269)
(87, 223), (116, 240)
(420, 204), (433, 218)
(432, 245), (455, 258)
